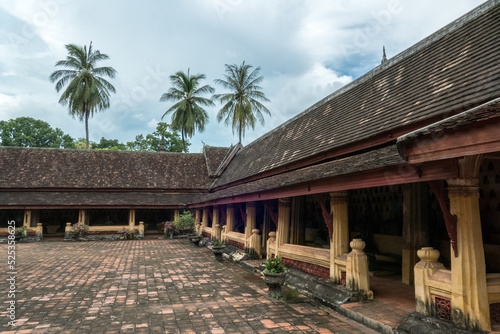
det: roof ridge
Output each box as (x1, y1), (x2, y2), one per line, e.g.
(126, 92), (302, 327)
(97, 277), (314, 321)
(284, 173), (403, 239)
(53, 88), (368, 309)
(241, 0), (499, 151)
(0, 146), (204, 156)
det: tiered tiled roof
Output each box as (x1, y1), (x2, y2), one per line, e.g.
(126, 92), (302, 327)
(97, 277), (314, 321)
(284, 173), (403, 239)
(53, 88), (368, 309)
(0, 147), (211, 190)
(203, 146), (233, 177)
(212, 1), (500, 189)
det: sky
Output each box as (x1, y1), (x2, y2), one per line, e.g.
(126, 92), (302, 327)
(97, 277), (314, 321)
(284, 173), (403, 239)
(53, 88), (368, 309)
(0, 0), (486, 153)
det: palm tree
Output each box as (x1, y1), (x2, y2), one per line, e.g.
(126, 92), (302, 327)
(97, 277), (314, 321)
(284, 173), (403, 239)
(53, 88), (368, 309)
(213, 61), (271, 143)
(160, 69), (214, 152)
(50, 42), (116, 149)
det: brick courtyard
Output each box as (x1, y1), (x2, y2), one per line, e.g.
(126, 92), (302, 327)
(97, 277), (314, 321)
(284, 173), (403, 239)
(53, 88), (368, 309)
(0, 239), (377, 333)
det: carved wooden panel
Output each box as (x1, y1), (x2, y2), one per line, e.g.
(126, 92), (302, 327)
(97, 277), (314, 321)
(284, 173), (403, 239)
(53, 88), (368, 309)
(435, 296), (451, 322)
(341, 271), (346, 286)
(350, 185), (403, 236)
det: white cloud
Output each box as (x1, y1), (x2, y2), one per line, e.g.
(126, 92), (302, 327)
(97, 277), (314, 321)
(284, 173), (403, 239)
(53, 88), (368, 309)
(0, 0), (486, 152)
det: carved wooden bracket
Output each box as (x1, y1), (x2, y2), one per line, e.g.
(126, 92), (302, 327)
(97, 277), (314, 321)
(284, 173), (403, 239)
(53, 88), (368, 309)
(428, 181), (458, 257)
(314, 194), (334, 239)
(220, 207), (227, 225)
(237, 203), (247, 226)
(263, 201), (278, 228)
(208, 207), (213, 223)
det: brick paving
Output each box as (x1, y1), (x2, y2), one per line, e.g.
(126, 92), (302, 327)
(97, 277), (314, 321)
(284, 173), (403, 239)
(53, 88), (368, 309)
(1, 240), (377, 333)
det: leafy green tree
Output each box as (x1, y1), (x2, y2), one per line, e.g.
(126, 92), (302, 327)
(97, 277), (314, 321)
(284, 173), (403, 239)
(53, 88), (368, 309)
(126, 122), (185, 152)
(160, 69), (214, 152)
(92, 137), (128, 151)
(214, 61), (271, 142)
(0, 117), (75, 148)
(74, 138), (90, 149)
(50, 42), (117, 149)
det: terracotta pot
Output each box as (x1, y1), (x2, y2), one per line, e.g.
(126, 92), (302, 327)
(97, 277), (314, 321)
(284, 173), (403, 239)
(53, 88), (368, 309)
(264, 272), (287, 297)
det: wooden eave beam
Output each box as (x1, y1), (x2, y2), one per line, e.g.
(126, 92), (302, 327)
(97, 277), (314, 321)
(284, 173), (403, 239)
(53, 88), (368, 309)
(403, 117), (500, 164)
(0, 205), (186, 210)
(192, 159), (458, 207)
(211, 110), (477, 193)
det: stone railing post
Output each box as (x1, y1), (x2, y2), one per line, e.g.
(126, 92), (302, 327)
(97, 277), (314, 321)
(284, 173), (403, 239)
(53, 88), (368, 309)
(138, 221), (144, 239)
(267, 231), (276, 260)
(414, 247), (445, 316)
(214, 224), (221, 241)
(64, 222), (72, 240)
(221, 226), (227, 243)
(346, 239), (373, 299)
(36, 223), (43, 240)
(249, 229), (261, 258)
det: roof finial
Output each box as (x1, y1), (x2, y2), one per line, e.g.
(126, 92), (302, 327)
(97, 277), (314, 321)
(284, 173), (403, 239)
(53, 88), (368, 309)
(381, 46), (387, 64)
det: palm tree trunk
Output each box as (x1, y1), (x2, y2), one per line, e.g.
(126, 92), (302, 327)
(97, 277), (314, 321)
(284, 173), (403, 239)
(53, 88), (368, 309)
(182, 130), (187, 153)
(85, 110), (89, 149)
(239, 123), (242, 143)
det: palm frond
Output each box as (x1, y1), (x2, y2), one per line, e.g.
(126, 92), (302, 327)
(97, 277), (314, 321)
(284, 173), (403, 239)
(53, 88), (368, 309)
(214, 61), (271, 141)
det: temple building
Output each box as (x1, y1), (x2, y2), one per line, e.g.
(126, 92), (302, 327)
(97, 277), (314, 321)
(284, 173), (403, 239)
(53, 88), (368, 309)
(1, 0), (500, 331)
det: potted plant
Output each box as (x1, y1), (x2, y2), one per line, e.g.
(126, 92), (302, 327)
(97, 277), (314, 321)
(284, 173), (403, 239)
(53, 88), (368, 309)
(118, 227), (136, 240)
(14, 226), (28, 241)
(211, 240), (226, 261)
(70, 223), (89, 240)
(263, 256), (287, 298)
(190, 234), (202, 246)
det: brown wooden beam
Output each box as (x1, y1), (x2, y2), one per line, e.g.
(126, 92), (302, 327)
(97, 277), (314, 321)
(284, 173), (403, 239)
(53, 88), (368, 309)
(210, 110), (477, 193)
(403, 117), (500, 164)
(192, 159), (458, 207)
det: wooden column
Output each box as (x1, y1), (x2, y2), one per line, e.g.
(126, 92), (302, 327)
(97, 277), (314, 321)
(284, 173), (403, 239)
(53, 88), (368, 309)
(213, 206), (220, 240)
(129, 209), (136, 228)
(330, 191), (349, 282)
(262, 206), (271, 251)
(226, 205), (235, 232)
(448, 155), (490, 331)
(245, 202), (256, 251)
(402, 183), (429, 285)
(290, 197), (304, 245)
(202, 208), (209, 228)
(194, 209), (201, 222)
(23, 209), (31, 228)
(276, 198), (291, 257)
(78, 209), (86, 225)
(174, 209), (180, 221)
